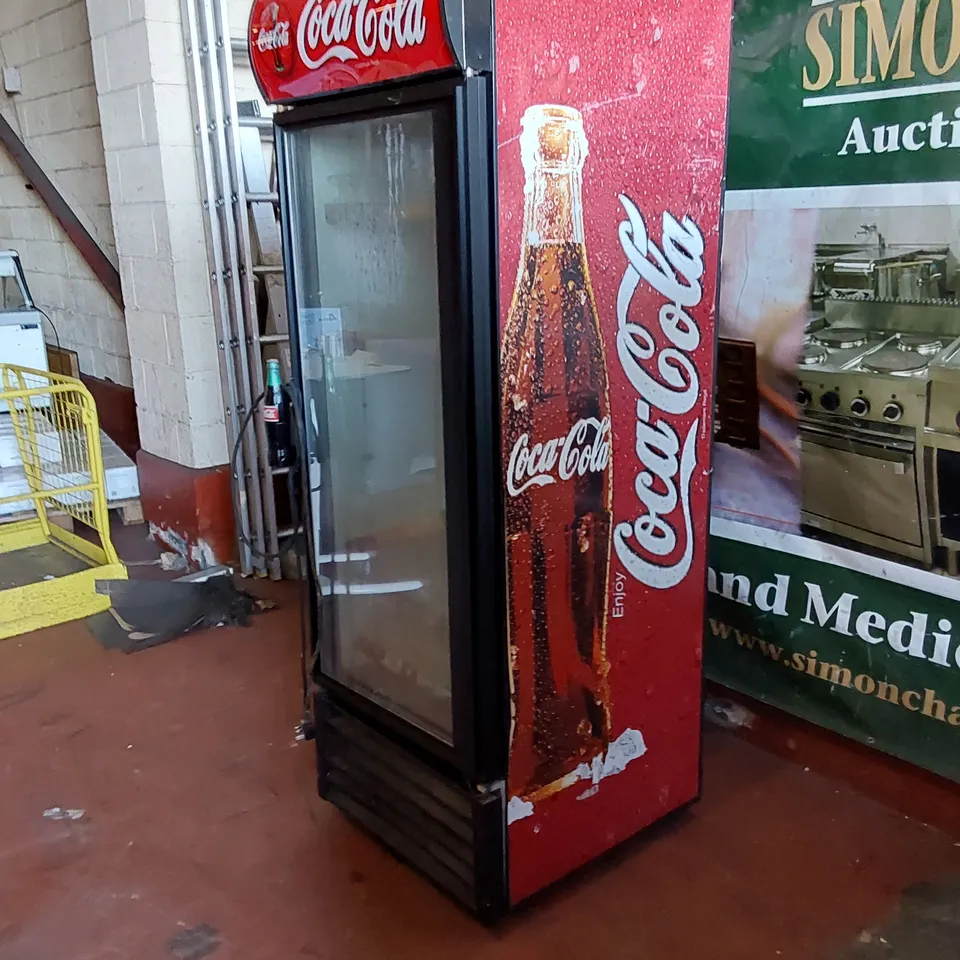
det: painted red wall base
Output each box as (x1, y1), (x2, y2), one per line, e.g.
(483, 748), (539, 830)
(707, 681), (960, 838)
(136, 450), (236, 570)
(81, 375), (140, 461)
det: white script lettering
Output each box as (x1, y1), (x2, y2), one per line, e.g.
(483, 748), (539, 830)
(297, 0), (427, 71)
(257, 19), (291, 52)
(614, 193), (705, 589)
(507, 417), (612, 498)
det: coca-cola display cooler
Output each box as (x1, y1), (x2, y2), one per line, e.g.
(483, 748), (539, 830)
(249, 0), (733, 922)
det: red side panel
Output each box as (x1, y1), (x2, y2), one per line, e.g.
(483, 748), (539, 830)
(496, 2), (734, 904)
(249, 0), (458, 104)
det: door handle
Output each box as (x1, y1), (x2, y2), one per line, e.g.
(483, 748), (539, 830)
(801, 437), (911, 474)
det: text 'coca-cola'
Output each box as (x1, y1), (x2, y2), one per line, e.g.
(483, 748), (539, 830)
(297, 0), (429, 69)
(615, 193), (706, 590)
(506, 417), (612, 498)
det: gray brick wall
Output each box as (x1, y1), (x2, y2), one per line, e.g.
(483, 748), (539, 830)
(0, 0), (129, 385)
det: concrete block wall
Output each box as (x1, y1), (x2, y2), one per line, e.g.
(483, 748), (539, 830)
(228, 0), (267, 107)
(87, 0), (228, 470)
(0, 0), (129, 385)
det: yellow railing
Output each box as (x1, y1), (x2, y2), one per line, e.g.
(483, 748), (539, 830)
(0, 364), (126, 639)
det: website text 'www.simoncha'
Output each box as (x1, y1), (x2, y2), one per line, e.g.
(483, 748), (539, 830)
(708, 620), (960, 727)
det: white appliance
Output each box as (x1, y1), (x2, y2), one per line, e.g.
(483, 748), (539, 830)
(0, 250), (47, 373)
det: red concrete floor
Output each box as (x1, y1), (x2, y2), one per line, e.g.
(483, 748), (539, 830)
(2, 579), (960, 960)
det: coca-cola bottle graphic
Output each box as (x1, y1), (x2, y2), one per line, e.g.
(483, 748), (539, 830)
(501, 105), (613, 801)
(256, 2), (292, 75)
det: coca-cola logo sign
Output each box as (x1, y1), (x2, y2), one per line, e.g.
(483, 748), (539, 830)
(252, 2), (295, 74)
(249, 0), (456, 103)
(258, 18), (290, 53)
(298, 0), (428, 69)
(615, 194), (705, 590)
(507, 417), (611, 497)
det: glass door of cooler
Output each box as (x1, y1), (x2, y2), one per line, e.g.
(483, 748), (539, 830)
(283, 101), (461, 745)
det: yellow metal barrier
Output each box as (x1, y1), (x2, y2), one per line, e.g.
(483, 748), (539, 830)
(0, 364), (126, 639)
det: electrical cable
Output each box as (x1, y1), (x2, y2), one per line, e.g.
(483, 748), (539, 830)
(37, 298), (318, 726)
(36, 288), (317, 731)
(34, 306), (62, 357)
(285, 378), (320, 731)
(282, 401), (311, 721)
(228, 379), (316, 731)
(230, 388), (303, 562)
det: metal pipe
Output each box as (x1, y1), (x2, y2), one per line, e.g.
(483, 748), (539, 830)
(183, 0), (256, 576)
(197, 0), (270, 576)
(238, 115), (274, 129)
(212, 0), (282, 577)
(200, 0), (266, 574)
(230, 36), (249, 62)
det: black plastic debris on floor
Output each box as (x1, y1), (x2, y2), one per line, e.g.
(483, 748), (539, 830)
(168, 923), (221, 960)
(88, 574), (275, 653)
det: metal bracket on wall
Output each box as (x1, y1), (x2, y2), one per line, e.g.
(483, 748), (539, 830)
(0, 112), (124, 311)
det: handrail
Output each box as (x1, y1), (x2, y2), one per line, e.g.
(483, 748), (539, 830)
(0, 112), (124, 311)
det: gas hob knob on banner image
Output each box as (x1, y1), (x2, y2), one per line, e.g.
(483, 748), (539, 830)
(820, 391), (840, 412)
(883, 401), (903, 423)
(849, 397), (870, 417)
(796, 387), (811, 408)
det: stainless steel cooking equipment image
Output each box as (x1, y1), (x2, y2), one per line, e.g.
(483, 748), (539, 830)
(797, 296), (960, 570)
(812, 235), (948, 305)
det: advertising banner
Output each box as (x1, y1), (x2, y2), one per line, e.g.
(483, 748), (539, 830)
(709, 0), (960, 783)
(708, 520), (960, 782)
(496, 1), (734, 903)
(728, 0), (960, 192)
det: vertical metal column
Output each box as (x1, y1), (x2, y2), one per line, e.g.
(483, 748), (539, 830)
(183, 0), (273, 576)
(212, 0), (282, 578)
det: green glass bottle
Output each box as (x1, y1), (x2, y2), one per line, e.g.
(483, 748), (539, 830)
(263, 359), (292, 468)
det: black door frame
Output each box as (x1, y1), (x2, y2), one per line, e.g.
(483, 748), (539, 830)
(275, 73), (507, 787)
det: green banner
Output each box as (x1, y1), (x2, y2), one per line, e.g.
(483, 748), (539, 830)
(704, 531), (960, 782)
(729, 0), (960, 190)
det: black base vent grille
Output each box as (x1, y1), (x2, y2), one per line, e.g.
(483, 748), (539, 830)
(315, 696), (507, 920)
